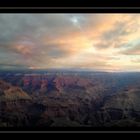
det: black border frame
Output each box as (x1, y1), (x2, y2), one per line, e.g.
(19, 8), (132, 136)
(1, 7), (140, 13)
(1, 0), (140, 7)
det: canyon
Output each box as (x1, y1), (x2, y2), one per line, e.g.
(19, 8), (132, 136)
(0, 71), (140, 127)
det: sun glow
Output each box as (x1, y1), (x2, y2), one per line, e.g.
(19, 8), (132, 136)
(0, 14), (140, 72)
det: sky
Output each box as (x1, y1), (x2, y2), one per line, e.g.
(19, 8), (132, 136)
(0, 14), (140, 72)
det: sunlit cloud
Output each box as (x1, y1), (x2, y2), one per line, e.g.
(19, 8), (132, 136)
(0, 14), (140, 71)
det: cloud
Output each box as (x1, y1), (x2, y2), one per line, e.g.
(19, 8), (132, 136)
(93, 15), (138, 50)
(0, 63), (28, 70)
(121, 43), (140, 55)
(0, 14), (140, 71)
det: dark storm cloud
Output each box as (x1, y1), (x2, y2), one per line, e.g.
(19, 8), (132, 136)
(0, 14), (98, 69)
(0, 63), (28, 70)
(0, 14), (81, 68)
(0, 14), (82, 45)
(0, 15), (65, 40)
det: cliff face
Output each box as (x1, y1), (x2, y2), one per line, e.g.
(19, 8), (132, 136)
(0, 80), (31, 101)
(4, 75), (98, 96)
(1, 73), (140, 127)
(0, 77), (104, 127)
(98, 88), (140, 127)
(0, 80), (46, 127)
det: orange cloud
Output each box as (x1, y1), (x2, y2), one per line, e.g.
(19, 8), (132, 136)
(15, 45), (32, 55)
(1, 14), (140, 72)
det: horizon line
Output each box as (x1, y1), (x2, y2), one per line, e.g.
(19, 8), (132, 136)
(0, 68), (140, 73)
